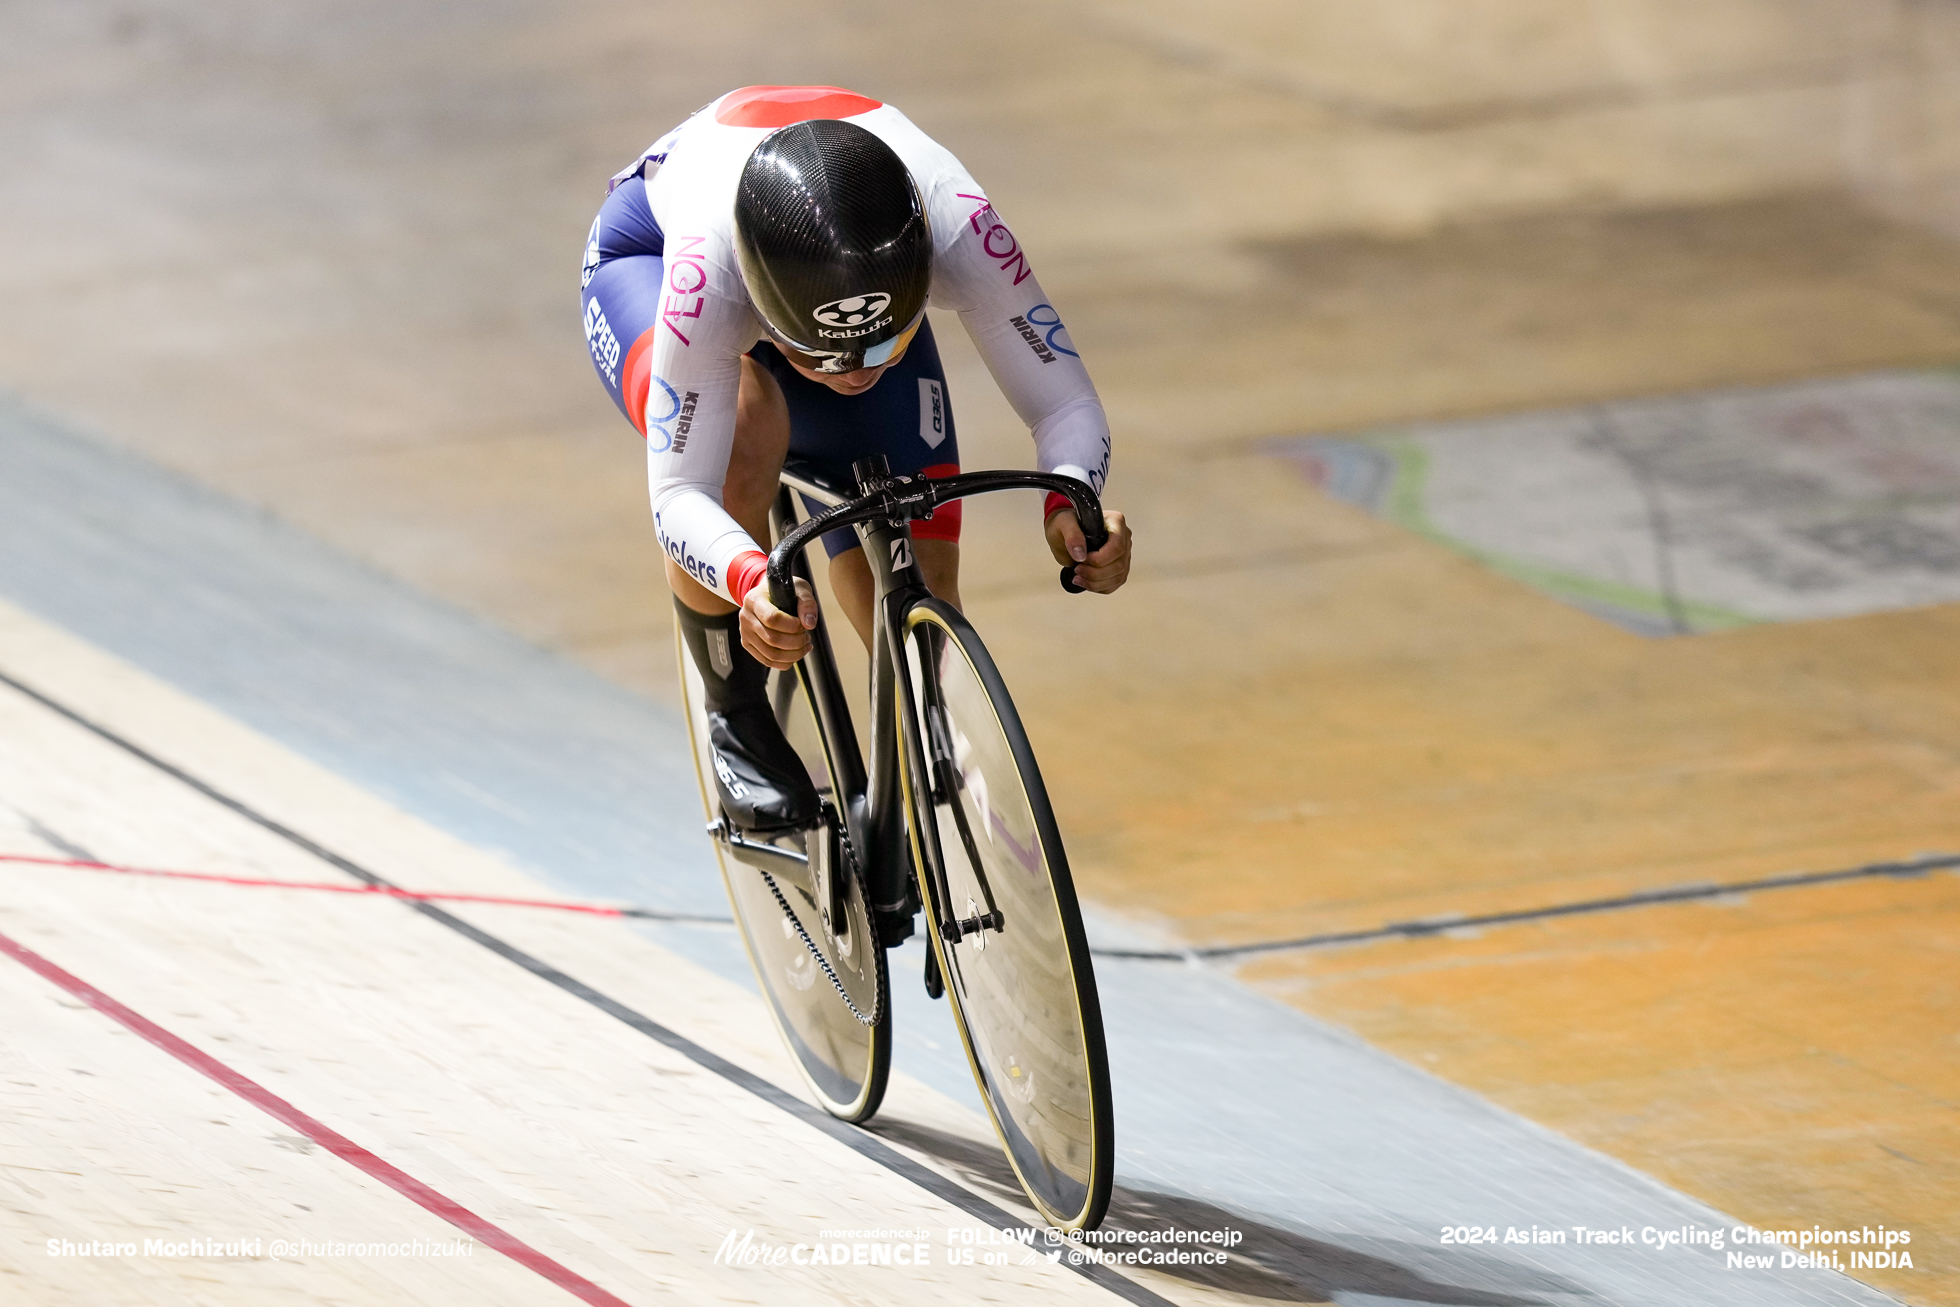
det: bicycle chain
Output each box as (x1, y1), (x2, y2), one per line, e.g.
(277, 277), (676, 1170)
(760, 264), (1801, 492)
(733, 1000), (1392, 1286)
(758, 807), (883, 1028)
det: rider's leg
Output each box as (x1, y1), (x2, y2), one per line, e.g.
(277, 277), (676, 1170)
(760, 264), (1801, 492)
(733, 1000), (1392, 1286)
(824, 541), (962, 649)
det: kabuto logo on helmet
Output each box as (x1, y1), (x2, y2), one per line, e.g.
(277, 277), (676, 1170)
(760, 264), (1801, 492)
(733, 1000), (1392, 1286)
(813, 293), (892, 329)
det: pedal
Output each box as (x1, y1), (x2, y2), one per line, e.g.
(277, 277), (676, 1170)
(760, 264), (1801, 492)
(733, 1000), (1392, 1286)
(923, 945), (944, 1000)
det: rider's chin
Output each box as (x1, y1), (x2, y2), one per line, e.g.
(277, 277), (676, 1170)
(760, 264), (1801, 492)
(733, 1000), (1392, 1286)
(830, 368), (882, 393)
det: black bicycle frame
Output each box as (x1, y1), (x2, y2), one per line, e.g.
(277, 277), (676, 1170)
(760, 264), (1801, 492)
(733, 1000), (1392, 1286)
(765, 459), (1107, 923)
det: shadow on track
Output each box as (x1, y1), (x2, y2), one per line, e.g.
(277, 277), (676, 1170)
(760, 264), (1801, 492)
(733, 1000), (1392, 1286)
(869, 1119), (1591, 1304)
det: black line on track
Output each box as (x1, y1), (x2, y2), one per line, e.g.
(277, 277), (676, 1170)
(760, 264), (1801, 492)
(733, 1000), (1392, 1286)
(613, 849), (1960, 963)
(617, 905), (736, 924)
(503, 857), (1960, 967)
(0, 668), (1173, 1307)
(1095, 854), (1960, 961)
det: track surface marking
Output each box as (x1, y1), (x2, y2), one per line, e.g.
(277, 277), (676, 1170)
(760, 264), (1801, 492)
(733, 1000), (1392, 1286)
(0, 930), (634, 1307)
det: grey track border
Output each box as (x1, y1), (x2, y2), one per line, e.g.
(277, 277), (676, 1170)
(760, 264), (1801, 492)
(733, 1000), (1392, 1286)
(0, 665), (1174, 1307)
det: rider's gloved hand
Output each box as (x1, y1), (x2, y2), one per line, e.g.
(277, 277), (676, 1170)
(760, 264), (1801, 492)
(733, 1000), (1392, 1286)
(1045, 508), (1132, 594)
(740, 576), (819, 669)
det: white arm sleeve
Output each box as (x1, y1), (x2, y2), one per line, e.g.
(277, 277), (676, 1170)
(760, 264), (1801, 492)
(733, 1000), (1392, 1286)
(643, 277), (763, 603)
(928, 188), (1112, 497)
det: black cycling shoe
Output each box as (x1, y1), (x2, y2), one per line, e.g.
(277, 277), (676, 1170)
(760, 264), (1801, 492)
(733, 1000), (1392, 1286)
(707, 704), (820, 834)
(675, 599), (820, 834)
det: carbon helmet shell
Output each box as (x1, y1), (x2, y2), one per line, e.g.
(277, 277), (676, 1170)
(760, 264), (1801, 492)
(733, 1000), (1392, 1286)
(733, 119), (932, 370)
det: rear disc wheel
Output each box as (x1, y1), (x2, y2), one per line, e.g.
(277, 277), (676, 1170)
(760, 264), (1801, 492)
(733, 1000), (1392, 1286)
(678, 626), (891, 1121)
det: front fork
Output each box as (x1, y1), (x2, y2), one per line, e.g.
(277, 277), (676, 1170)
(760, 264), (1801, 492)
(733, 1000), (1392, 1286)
(860, 511), (993, 954)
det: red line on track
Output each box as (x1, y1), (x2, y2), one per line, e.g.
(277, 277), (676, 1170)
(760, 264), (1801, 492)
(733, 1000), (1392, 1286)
(0, 852), (627, 917)
(0, 928), (636, 1307)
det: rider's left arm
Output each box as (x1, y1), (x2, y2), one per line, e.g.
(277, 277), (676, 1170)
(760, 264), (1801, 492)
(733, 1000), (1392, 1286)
(923, 185), (1127, 593)
(1045, 505), (1131, 594)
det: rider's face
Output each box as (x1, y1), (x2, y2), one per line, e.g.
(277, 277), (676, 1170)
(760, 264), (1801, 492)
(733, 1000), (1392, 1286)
(777, 319), (920, 395)
(780, 349), (900, 395)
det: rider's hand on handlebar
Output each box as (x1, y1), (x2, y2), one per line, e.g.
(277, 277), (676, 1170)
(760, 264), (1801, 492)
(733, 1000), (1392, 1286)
(1046, 508), (1131, 594)
(741, 576), (818, 669)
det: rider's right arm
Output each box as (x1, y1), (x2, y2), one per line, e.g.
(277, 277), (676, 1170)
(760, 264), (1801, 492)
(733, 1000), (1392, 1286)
(641, 263), (770, 606)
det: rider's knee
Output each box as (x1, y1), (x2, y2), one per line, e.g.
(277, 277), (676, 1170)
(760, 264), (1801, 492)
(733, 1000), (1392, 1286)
(917, 539), (962, 610)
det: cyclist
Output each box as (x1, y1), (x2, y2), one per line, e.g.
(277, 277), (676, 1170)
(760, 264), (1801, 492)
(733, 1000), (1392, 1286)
(581, 85), (1131, 837)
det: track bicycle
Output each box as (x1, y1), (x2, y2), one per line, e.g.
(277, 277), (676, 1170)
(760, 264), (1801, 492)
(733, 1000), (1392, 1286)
(675, 454), (1114, 1231)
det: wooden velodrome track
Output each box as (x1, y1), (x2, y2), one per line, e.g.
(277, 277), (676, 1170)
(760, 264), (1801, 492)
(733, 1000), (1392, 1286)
(0, 428), (1911, 1307)
(3, 2), (1956, 1304)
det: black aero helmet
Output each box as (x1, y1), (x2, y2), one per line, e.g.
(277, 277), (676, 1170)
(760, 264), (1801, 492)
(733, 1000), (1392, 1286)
(734, 119), (932, 374)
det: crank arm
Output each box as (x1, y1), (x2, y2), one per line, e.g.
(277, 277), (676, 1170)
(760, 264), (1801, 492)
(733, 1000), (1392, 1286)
(707, 817), (813, 888)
